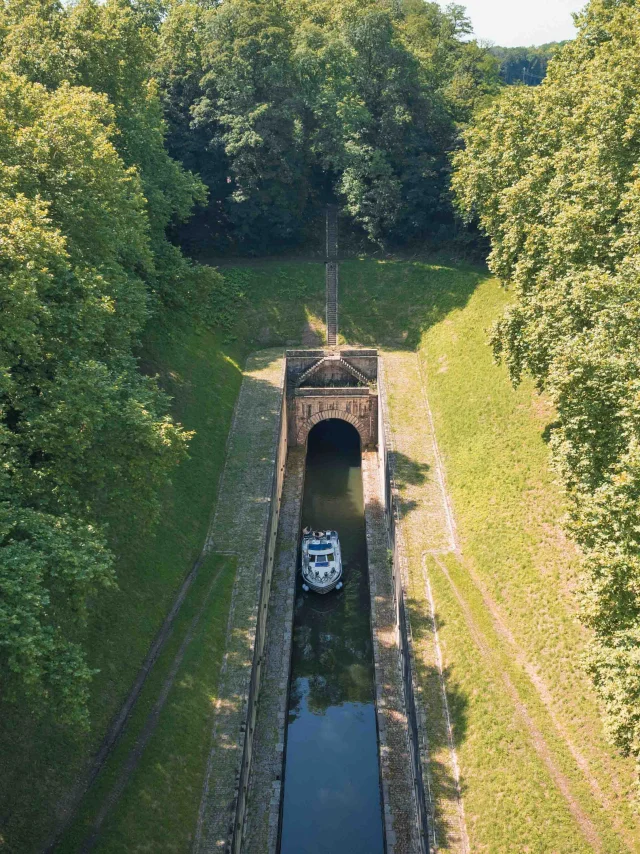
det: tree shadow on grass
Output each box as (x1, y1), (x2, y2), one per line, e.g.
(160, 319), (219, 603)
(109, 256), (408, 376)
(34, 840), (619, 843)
(391, 451), (430, 489)
(339, 257), (487, 350)
(407, 593), (469, 850)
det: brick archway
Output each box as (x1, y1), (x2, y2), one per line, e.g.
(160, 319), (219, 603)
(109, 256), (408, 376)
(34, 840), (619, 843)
(296, 409), (365, 446)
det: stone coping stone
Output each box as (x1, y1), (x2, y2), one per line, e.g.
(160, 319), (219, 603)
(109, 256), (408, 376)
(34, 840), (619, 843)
(240, 449), (305, 854)
(285, 348), (378, 357)
(294, 386), (373, 397)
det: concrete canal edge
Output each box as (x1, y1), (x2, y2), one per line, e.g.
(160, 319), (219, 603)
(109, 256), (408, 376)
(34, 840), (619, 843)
(195, 348), (431, 854)
(241, 448), (305, 854)
(362, 359), (431, 854)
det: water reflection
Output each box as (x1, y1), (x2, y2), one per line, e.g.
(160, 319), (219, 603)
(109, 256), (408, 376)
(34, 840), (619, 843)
(279, 420), (384, 854)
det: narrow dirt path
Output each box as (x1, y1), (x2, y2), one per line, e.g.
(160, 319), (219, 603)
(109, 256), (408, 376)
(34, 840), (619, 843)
(195, 352), (286, 854)
(44, 378), (249, 854)
(78, 563), (229, 851)
(431, 554), (603, 852)
(241, 450), (304, 854)
(418, 555), (469, 854)
(449, 547), (638, 851)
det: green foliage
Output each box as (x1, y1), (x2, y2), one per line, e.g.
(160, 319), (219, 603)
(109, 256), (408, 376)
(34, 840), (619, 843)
(490, 42), (566, 86)
(453, 0), (640, 770)
(0, 319), (245, 852)
(161, 0), (499, 250)
(0, 0), (234, 725)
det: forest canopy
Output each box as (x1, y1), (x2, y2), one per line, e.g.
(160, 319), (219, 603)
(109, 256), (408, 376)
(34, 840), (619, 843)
(453, 0), (640, 767)
(0, 0), (226, 725)
(158, 0), (500, 251)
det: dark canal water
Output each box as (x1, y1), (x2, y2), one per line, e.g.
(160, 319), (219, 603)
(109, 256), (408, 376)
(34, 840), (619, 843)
(279, 419), (384, 854)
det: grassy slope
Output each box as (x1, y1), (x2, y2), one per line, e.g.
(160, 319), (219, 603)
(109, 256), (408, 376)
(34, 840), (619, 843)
(338, 258), (639, 852)
(0, 263), (324, 853)
(0, 324), (243, 853)
(418, 279), (639, 849)
(59, 552), (237, 853)
(4, 254), (638, 852)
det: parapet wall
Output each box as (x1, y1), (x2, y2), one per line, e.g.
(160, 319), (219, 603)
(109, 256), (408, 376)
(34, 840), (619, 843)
(286, 348), (378, 383)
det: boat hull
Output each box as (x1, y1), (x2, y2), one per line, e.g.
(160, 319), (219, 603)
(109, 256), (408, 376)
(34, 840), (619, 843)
(301, 569), (343, 595)
(301, 530), (342, 594)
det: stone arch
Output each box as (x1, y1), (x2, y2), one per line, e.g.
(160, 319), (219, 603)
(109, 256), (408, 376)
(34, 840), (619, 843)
(296, 409), (366, 447)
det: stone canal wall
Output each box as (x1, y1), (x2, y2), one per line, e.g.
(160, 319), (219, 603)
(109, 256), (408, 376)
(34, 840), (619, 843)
(195, 350), (288, 854)
(195, 348), (430, 854)
(368, 360), (431, 854)
(241, 450), (305, 854)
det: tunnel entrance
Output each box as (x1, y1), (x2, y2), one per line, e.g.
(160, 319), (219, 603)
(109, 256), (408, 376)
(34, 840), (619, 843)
(279, 419), (384, 854)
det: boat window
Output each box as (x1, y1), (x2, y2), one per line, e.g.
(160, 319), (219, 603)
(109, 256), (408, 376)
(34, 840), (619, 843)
(309, 555), (315, 563)
(326, 553), (334, 561)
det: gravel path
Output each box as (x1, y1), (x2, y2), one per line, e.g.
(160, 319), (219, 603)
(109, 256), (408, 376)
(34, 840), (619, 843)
(382, 351), (468, 854)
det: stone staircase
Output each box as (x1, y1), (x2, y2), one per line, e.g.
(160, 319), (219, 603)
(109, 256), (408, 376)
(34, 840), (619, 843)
(326, 262), (338, 347)
(326, 206), (338, 260)
(326, 206), (339, 346)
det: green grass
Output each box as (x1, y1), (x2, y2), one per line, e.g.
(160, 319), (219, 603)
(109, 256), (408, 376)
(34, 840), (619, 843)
(223, 262), (325, 347)
(58, 552), (236, 853)
(415, 278), (639, 850)
(0, 324), (243, 853)
(339, 255), (485, 349)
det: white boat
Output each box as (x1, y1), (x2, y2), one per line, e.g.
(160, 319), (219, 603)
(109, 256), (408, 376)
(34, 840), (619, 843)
(301, 530), (343, 594)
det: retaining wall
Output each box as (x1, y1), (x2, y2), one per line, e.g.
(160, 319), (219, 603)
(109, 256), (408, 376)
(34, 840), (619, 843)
(377, 362), (431, 854)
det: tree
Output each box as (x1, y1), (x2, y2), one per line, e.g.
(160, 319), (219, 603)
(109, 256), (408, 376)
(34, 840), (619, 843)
(0, 68), (192, 722)
(163, 0), (498, 250)
(452, 0), (640, 769)
(490, 42), (566, 86)
(0, 0), (221, 312)
(0, 0), (234, 724)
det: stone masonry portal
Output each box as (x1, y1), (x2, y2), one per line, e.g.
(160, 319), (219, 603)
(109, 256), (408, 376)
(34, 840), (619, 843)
(286, 348), (379, 448)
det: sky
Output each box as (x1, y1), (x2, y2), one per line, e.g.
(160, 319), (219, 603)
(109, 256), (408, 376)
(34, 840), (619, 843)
(458, 0), (586, 47)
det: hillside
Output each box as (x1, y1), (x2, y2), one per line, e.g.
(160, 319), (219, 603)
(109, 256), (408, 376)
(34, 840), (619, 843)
(3, 257), (637, 852)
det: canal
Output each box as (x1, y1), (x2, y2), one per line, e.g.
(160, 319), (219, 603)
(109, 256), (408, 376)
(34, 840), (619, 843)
(279, 419), (384, 854)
